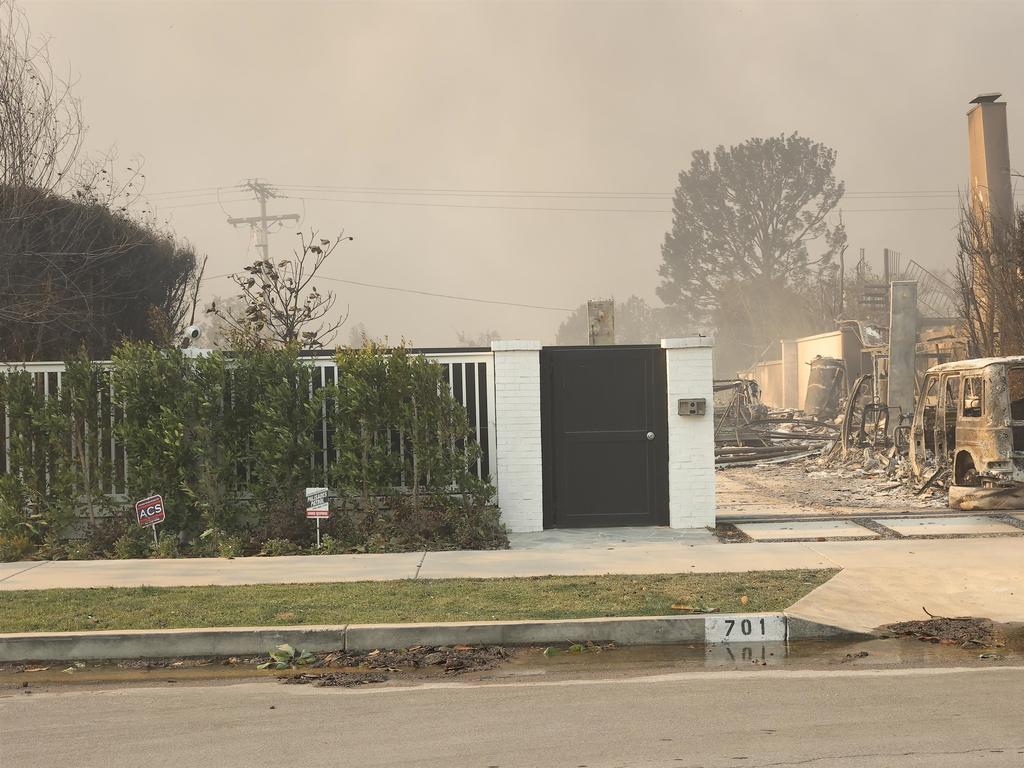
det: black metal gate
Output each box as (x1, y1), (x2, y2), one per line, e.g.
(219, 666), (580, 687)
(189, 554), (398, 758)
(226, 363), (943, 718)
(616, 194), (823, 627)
(541, 346), (669, 528)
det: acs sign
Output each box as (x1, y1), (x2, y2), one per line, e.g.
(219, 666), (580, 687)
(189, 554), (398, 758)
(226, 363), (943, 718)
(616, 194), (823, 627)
(135, 494), (166, 527)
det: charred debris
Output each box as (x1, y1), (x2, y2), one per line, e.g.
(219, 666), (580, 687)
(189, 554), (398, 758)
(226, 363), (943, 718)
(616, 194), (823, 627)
(714, 357), (939, 502)
(718, 340), (1024, 510)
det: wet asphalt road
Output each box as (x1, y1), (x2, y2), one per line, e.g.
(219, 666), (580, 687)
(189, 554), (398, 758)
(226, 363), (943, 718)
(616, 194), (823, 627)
(3, 665), (1024, 767)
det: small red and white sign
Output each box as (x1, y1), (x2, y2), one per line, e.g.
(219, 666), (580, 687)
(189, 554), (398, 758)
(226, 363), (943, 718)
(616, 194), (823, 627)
(305, 487), (329, 519)
(135, 494), (165, 527)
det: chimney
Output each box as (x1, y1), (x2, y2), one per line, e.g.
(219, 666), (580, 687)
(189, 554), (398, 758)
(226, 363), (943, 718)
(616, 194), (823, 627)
(967, 92), (1013, 230)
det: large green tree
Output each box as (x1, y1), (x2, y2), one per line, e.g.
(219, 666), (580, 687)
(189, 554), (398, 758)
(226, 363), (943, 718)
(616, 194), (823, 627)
(658, 133), (845, 373)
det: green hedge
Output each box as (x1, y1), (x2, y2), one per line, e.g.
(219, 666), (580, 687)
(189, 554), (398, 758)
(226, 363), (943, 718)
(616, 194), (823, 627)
(0, 342), (506, 561)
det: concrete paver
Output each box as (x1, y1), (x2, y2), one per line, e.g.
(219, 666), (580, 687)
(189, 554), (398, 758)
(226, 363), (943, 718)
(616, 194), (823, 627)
(0, 560), (50, 582)
(508, 526), (715, 549)
(0, 552), (424, 590)
(735, 520), (879, 541)
(414, 542), (834, 580)
(787, 537), (1024, 631)
(874, 515), (1021, 537)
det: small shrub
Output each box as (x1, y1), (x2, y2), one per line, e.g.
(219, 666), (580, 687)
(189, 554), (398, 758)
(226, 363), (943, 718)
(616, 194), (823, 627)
(314, 533), (354, 555)
(112, 528), (151, 559)
(150, 532), (180, 559)
(0, 533), (35, 562)
(84, 515), (132, 557)
(259, 538), (302, 557)
(218, 535), (246, 559)
(36, 531), (68, 561)
(64, 539), (97, 560)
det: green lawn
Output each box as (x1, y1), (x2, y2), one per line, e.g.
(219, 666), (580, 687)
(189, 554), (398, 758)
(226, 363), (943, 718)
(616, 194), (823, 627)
(0, 570), (836, 633)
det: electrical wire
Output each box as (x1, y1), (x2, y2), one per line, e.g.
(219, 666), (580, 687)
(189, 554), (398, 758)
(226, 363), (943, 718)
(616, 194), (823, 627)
(158, 196), (252, 211)
(283, 194), (960, 214)
(198, 271), (572, 312)
(144, 185), (244, 199)
(286, 194), (672, 214)
(314, 276), (574, 311)
(276, 182), (1024, 200)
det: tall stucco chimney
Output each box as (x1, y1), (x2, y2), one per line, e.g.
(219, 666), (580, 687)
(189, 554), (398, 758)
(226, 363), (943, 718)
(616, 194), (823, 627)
(967, 93), (1013, 229)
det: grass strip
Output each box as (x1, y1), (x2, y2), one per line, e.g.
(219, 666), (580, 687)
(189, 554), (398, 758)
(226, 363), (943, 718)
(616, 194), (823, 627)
(0, 569), (836, 633)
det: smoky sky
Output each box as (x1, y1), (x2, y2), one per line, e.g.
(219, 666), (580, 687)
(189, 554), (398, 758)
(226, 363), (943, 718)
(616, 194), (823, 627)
(21, 0), (1024, 345)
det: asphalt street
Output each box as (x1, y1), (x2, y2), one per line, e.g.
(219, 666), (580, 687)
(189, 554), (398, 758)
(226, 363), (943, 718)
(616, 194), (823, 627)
(3, 666), (1023, 767)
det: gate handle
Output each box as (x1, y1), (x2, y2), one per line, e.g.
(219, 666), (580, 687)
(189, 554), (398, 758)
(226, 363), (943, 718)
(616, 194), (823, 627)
(646, 431), (655, 440)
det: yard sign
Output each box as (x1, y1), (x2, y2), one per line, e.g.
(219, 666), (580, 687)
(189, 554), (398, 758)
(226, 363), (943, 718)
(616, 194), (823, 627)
(305, 488), (329, 518)
(305, 487), (329, 548)
(135, 494), (165, 544)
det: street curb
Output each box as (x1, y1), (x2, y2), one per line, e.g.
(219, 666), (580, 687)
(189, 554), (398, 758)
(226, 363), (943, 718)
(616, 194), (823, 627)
(0, 625), (348, 663)
(0, 614), (875, 663)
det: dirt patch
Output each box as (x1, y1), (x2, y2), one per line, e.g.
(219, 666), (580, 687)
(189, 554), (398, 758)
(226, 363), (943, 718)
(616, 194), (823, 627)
(714, 523), (750, 543)
(881, 617), (999, 648)
(274, 645), (513, 686)
(283, 671), (391, 687)
(319, 644), (513, 674)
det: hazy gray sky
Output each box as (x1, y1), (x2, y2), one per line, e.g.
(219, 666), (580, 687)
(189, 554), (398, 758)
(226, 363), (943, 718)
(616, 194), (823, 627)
(22, 0), (1024, 344)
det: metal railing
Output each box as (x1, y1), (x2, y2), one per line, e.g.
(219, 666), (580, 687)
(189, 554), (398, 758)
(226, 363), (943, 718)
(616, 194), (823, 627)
(0, 350), (496, 492)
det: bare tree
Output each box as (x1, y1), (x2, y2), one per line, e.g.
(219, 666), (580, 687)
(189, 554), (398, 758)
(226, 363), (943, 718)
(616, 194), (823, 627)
(0, 0), (83, 192)
(954, 196), (1024, 357)
(215, 230), (352, 348)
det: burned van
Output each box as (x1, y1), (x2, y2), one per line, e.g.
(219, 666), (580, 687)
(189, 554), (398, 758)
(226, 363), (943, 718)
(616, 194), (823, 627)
(909, 356), (1024, 486)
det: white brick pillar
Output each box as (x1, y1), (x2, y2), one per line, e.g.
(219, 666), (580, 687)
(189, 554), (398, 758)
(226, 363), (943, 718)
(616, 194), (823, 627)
(490, 340), (544, 532)
(662, 337), (716, 529)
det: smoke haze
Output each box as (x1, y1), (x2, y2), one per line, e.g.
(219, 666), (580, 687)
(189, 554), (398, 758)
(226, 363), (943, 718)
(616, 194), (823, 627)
(21, 0), (1024, 344)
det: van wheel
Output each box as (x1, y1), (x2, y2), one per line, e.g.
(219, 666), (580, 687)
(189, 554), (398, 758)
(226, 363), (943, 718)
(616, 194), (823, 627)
(955, 453), (981, 487)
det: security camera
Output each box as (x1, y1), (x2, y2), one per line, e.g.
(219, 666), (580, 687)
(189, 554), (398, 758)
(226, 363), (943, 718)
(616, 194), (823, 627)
(179, 325), (203, 350)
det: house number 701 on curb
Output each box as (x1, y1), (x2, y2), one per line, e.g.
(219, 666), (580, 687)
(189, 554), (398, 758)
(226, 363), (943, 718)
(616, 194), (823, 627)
(705, 615), (785, 643)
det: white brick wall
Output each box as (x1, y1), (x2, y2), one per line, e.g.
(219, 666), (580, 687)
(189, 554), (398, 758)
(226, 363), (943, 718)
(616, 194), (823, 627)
(662, 338), (716, 529)
(490, 340), (544, 532)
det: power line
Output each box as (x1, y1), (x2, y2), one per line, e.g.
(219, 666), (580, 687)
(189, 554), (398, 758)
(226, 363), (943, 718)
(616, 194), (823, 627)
(277, 184), (668, 200)
(151, 192), (964, 215)
(141, 182), (1024, 213)
(159, 196), (251, 210)
(838, 207), (958, 213)
(286, 194), (960, 215)
(199, 270), (573, 312)
(277, 182), (1024, 200)
(145, 185), (242, 199)
(316, 276), (574, 312)
(288, 195), (673, 214)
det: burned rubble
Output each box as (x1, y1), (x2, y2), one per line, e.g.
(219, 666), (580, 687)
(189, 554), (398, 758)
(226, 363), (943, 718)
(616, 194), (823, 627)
(715, 352), (1015, 509)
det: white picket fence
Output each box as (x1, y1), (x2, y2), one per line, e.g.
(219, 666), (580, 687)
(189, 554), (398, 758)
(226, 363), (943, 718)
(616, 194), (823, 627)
(0, 350), (496, 494)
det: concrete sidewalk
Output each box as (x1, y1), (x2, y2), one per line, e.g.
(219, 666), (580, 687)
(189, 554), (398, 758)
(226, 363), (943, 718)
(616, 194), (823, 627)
(3, 534), (1023, 631)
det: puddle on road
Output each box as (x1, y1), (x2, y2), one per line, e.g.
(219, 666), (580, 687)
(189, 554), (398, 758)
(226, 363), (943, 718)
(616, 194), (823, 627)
(483, 622), (1024, 682)
(5, 624), (1024, 694)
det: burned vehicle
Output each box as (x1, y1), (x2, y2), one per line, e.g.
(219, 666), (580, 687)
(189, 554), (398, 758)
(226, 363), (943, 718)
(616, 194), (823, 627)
(909, 357), (1024, 486)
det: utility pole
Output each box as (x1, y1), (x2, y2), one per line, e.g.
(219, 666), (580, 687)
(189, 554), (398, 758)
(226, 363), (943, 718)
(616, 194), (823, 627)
(227, 179), (300, 261)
